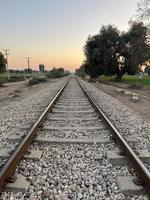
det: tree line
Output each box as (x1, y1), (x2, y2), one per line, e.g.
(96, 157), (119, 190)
(0, 55), (70, 78)
(76, 21), (150, 80)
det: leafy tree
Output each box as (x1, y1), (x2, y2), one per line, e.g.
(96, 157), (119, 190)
(83, 23), (150, 80)
(116, 22), (150, 79)
(47, 67), (65, 78)
(84, 25), (120, 78)
(57, 67), (64, 74)
(84, 35), (103, 78)
(99, 25), (120, 76)
(75, 64), (86, 77)
(127, 22), (150, 73)
(64, 70), (70, 76)
(136, 0), (150, 22)
(134, 0), (150, 38)
(0, 52), (6, 73)
(39, 64), (45, 73)
(24, 68), (32, 73)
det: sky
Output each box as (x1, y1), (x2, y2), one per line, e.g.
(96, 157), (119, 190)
(0, 0), (138, 71)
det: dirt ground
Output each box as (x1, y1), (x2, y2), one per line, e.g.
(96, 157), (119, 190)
(93, 82), (150, 123)
(0, 81), (28, 98)
(0, 78), (64, 107)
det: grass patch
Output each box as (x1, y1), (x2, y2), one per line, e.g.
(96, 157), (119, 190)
(122, 75), (150, 85)
(0, 73), (25, 83)
(98, 75), (150, 86)
(9, 75), (25, 82)
(0, 72), (46, 84)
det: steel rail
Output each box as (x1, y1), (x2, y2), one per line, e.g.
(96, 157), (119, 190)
(0, 78), (70, 190)
(76, 77), (150, 192)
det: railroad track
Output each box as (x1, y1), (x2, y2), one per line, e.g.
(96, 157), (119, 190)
(0, 77), (150, 199)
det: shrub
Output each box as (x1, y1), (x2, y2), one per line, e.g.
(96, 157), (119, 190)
(28, 77), (46, 86)
(46, 67), (66, 78)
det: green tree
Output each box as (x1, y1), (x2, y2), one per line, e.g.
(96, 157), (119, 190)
(47, 67), (65, 78)
(83, 23), (150, 80)
(116, 22), (150, 79)
(127, 22), (150, 74)
(84, 25), (120, 78)
(0, 52), (6, 73)
(75, 64), (86, 77)
(57, 67), (64, 75)
(39, 64), (45, 73)
(24, 68), (32, 73)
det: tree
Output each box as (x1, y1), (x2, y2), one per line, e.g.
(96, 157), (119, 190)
(134, 0), (150, 38)
(127, 22), (150, 73)
(84, 25), (120, 78)
(24, 68), (32, 73)
(47, 67), (65, 78)
(83, 22), (150, 80)
(64, 70), (70, 76)
(116, 22), (150, 79)
(136, 0), (150, 22)
(0, 52), (6, 73)
(84, 35), (103, 78)
(57, 67), (64, 75)
(39, 64), (45, 73)
(75, 64), (86, 77)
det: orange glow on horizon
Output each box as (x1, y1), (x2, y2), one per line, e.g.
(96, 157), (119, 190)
(8, 51), (84, 71)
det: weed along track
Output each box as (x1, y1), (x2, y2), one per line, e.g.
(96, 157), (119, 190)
(0, 77), (150, 199)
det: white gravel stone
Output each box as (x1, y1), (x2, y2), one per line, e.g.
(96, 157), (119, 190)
(1, 77), (149, 200)
(80, 79), (150, 151)
(0, 78), (68, 166)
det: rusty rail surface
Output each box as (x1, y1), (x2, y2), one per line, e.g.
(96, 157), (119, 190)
(76, 77), (150, 192)
(0, 78), (70, 190)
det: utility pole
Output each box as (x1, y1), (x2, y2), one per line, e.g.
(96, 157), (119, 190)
(25, 57), (31, 84)
(25, 57), (30, 73)
(3, 49), (10, 80)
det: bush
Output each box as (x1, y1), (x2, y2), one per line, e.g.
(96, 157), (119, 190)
(46, 67), (66, 78)
(28, 77), (46, 86)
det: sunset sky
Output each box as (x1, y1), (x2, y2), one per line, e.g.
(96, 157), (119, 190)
(0, 0), (138, 71)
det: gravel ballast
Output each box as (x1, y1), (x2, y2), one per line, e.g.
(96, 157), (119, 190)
(1, 144), (138, 200)
(1, 77), (149, 200)
(0, 78), (68, 152)
(80, 79), (150, 151)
